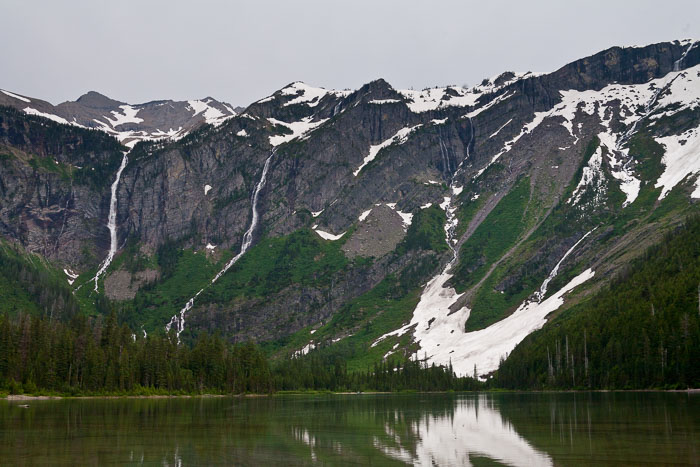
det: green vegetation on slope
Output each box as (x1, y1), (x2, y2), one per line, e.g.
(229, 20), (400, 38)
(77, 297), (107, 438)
(396, 205), (448, 254)
(496, 216), (700, 389)
(0, 242), (82, 320)
(201, 229), (349, 302)
(452, 176), (531, 295)
(118, 248), (229, 333)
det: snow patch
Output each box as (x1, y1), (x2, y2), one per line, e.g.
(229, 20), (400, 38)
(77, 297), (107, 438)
(396, 211), (413, 228)
(23, 107), (70, 125)
(489, 118), (513, 138)
(369, 99), (402, 105)
(2, 89), (30, 102)
(294, 342), (316, 357)
(64, 268), (79, 285)
(268, 117), (327, 146)
(358, 209), (372, 222)
(655, 127), (700, 198)
(104, 105), (144, 127)
(313, 228), (346, 241)
(204, 184), (212, 195)
(353, 125), (422, 176)
(568, 145), (605, 205)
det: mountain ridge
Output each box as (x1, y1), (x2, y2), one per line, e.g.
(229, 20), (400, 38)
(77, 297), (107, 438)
(1, 38), (699, 378)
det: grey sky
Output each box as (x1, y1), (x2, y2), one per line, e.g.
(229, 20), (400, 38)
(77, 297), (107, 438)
(3, 0), (699, 108)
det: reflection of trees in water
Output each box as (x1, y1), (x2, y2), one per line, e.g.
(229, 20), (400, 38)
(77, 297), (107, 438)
(493, 392), (700, 466)
(0, 395), (549, 465)
(2, 394), (695, 465)
(283, 394), (550, 466)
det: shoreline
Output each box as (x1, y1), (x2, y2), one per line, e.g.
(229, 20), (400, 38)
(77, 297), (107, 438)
(3, 388), (699, 401)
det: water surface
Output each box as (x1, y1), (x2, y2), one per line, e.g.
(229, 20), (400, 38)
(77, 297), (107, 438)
(1, 392), (698, 466)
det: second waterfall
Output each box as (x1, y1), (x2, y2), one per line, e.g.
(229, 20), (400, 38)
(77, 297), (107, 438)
(166, 151), (275, 341)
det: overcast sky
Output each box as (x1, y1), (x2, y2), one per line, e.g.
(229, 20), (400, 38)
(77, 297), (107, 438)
(3, 0), (699, 108)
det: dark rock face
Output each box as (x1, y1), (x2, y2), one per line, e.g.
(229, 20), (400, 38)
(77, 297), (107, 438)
(0, 107), (123, 267)
(1, 39), (699, 345)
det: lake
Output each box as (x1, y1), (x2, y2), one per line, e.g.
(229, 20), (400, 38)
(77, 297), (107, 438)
(1, 392), (698, 465)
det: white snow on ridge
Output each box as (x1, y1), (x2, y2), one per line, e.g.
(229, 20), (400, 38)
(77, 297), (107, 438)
(188, 99), (210, 117)
(398, 87), (481, 113)
(358, 209), (372, 222)
(204, 184), (212, 195)
(353, 125), (422, 176)
(480, 65), (700, 203)
(23, 107), (71, 125)
(188, 99), (233, 126)
(369, 99), (402, 105)
(104, 105), (144, 127)
(151, 127), (186, 140)
(2, 89), (30, 102)
(281, 82), (351, 107)
(282, 82), (327, 107)
(311, 209), (324, 218)
(268, 117), (328, 146)
(398, 72), (541, 114)
(465, 91), (514, 119)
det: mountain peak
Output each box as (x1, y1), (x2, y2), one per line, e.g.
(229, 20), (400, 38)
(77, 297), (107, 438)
(75, 91), (124, 109)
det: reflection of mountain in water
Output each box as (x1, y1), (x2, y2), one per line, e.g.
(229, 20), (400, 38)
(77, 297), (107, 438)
(372, 395), (552, 466)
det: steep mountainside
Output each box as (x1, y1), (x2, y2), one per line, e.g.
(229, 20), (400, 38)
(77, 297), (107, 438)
(1, 39), (699, 377)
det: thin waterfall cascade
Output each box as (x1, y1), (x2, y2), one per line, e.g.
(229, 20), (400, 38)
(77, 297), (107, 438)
(166, 151), (275, 341)
(91, 151), (129, 292)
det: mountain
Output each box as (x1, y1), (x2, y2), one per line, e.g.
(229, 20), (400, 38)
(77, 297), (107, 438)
(0, 89), (237, 147)
(1, 38), (699, 380)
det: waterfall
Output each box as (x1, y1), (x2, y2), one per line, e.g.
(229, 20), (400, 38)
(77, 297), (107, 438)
(673, 40), (697, 72)
(211, 152), (274, 283)
(534, 228), (596, 302)
(166, 151), (275, 340)
(91, 151), (129, 292)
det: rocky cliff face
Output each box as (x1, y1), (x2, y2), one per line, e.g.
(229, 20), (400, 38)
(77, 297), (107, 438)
(1, 39), (699, 375)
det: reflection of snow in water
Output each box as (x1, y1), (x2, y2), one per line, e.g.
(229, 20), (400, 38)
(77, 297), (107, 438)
(293, 427), (318, 462)
(375, 395), (552, 466)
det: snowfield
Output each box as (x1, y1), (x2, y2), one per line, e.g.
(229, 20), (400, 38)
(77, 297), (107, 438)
(268, 117), (328, 146)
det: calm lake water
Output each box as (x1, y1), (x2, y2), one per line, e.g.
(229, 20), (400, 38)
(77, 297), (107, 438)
(1, 392), (698, 466)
